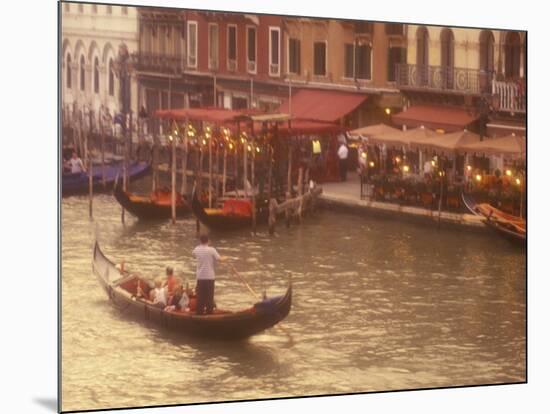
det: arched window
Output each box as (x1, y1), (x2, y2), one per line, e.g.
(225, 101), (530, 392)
(505, 32), (521, 79)
(416, 27), (429, 85)
(479, 30), (495, 93)
(66, 54), (72, 89)
(440, 29), (454, 88)
(479, 30), (495, 72)
(93, 57), (100, 94)
(80, 55), (85, 91)
(108, 59), (114, 96)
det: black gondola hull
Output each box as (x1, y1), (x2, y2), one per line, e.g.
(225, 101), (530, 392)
(114, 184), (191, 220)
(191, 191), (269, 231)
(93, 243), (291, 340)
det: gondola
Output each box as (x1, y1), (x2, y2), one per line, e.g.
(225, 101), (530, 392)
(462, 192), (526, 246)
(62, 161), (150, 197)
(191, 189), (270, 231)
(114, 181), (191, 220)
(92, 242), (292, 340)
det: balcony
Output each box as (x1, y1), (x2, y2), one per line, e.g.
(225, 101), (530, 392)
(396, 63), (493, 95)
(492, 79), (526, 113)
(136, 53), (183, 74)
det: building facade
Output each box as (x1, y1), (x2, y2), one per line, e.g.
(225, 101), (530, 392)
(135, 9), (411, 132)
(395, 25), (526, 136)
(61, 2), (139, 130)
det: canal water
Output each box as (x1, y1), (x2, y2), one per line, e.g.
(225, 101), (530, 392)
(61, 181), (526, 412)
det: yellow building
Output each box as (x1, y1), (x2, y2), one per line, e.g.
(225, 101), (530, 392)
(283, 19), (407, 126)
(395, 24), (525, 136)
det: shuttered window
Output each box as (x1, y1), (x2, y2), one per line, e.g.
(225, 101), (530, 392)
(288, 38), (301, 74)
(355, 44), (371, 80)
(313, 42), (326, 76)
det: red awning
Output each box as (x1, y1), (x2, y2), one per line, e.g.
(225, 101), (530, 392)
(278, 89), (367, 123)
(278, 120), (343, 135)
(155, 107), (263, 124)
(392, 105), (478, 132)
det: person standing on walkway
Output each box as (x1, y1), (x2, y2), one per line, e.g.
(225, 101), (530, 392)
(66, 151), (86, 174)
(337, 140), (349, 182)
(192, 234), (225, 315)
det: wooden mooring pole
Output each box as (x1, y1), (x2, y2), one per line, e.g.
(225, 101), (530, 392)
(180, 117), (189, 197)
(251, 140), (256, 234)
(171, 136), (177, 224)
(86, 129), (93, 219)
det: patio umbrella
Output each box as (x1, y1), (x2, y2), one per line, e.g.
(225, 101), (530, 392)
(362, 126), (436, 148)
(348, 123), (402, 141)
(410, 130), (481, 155)
(458, 134), (526, 159)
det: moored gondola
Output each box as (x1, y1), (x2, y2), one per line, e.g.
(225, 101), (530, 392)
(92, 242), (292, 340)
(462, 193), (526, 246)
(191, 190), (270, 231)
(62, 161), (150, 196)
(114, 181), (191, 220)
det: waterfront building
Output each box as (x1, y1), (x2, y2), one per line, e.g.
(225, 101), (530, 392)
(135, 9), (410, 132)
(61, 2), (139, 131)
(394, 25), (526, 136)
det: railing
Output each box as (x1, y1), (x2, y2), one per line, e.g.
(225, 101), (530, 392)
(396, 63), (493, 94)
(136, 53), (183, 74)
(492, 79), (526, 113)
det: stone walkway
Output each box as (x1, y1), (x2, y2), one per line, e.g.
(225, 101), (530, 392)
(319, 172), (485, 228)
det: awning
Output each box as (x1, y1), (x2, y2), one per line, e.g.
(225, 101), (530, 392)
(392, 105), (478, 132)
(278, 120), (343, 135)
(154, 107), (263, 124)
(278, 89), (367, 123)
(459, 134), (526, 159)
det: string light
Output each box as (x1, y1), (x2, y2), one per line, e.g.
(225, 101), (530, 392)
(403, 165), (410, 172)
(361, 152), (367, 159)
(247, 145), (252, 152)
(431, 160), (436, 167)
(467, 165), (472, 171)
(506, 169), (512, 176)
(395, 156), (401, 163)
(475, 174), (482, 182)
(229, 143), (234, 150)
(369, 161), (375, 167)
(515, 178), (521, 185)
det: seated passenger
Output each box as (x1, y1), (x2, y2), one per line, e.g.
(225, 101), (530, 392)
(163, 267), (178, 298)
(165, 282), (190, 312)
(150, 277), (167, 308)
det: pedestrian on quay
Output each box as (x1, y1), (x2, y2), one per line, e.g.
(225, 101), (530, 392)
(337, 138), (349, 182)
(192, 234), (225, 315)
(66, 151), (86, 174)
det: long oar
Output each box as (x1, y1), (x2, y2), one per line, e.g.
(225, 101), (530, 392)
(228, 264), (293, 340)
(228, 264), (260, 299)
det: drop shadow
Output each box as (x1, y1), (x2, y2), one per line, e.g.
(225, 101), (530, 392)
(33, 397), (57, 412)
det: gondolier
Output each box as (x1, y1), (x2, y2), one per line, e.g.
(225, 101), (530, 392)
(192, 234), (225, 315)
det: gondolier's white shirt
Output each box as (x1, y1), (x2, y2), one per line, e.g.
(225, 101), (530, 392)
(192, 245), (221, 280)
